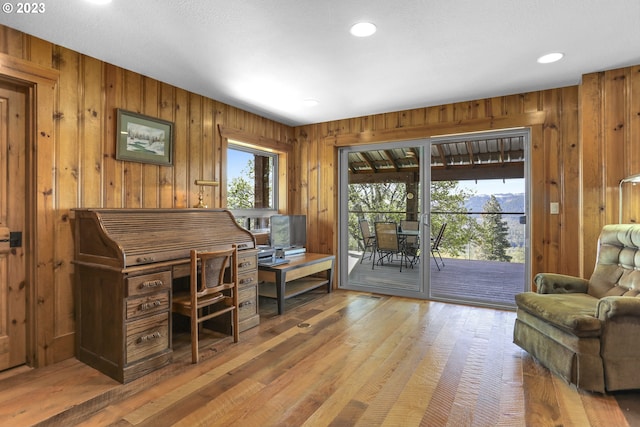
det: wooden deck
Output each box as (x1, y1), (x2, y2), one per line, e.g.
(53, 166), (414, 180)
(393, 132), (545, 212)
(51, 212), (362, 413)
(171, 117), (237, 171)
(348, 251), (525, 308)
(0, 290), (638, 426)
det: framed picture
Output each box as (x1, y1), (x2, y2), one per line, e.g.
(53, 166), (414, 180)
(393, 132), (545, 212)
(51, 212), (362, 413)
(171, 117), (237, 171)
(116, 109), (173, 166)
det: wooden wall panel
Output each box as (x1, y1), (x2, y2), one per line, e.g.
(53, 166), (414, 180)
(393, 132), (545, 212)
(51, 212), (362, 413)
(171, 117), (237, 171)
(54, 46), (79, 346)
(294, 90), (579, 283)
(580, 66), (640, 272)
(542, 90), (562, 275)
(81, 57), (104, 208)
(559, 86), (581, 276)
(0, 26), (293, 366)
(158, 83), (176, 208)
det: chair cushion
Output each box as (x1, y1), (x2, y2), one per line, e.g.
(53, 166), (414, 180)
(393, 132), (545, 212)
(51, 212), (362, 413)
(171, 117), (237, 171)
(515, 292), (601, 337)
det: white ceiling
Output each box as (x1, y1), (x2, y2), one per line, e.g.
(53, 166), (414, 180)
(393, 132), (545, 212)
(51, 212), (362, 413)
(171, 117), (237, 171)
(2, 0), (639, 126)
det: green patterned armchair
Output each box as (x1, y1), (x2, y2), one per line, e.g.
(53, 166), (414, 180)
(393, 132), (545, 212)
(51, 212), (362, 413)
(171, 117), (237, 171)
(514, 224), (640, 393)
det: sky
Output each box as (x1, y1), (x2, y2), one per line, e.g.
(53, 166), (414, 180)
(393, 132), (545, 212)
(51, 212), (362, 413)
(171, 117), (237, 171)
(458, 178), (524, 195)
(227, 149), (252, 181)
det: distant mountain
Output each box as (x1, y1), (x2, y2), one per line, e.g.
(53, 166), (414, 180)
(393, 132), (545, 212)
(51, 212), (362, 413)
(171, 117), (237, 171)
(465, 193), (525, 214)
(465, 193), (526, 248)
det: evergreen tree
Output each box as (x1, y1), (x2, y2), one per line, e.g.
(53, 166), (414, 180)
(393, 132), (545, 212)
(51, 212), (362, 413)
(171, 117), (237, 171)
(227, 160), (254, 209)
(476, 195), (512, 262)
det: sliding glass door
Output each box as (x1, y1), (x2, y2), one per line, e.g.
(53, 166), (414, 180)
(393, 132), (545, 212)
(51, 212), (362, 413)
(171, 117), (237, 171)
(427, 130), (529, 309)
(338, 140), (430, 299)
(338, 129), (530, 309)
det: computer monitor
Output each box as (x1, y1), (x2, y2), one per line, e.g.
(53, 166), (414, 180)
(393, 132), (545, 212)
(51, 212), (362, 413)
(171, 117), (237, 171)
(269, 215), (306, 249)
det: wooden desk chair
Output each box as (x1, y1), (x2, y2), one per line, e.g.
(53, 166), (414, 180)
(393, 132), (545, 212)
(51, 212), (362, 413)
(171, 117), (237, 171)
(172, 246), (239, 363)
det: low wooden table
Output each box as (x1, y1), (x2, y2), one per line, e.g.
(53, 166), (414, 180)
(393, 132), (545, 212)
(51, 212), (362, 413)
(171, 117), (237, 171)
(258, 253), (335, 315)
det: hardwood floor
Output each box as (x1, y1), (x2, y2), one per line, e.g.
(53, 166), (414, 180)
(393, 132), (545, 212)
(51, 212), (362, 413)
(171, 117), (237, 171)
(1, 290), (638, 426)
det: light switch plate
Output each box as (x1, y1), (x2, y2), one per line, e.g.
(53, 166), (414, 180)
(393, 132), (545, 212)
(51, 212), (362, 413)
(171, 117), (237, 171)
(550, 202), (560, 215)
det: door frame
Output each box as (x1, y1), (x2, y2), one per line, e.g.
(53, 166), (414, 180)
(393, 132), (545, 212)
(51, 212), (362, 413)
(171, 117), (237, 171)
(337, 128), (531, 308)
(0, 53), (58, 367)
(337, 139), (430, 299)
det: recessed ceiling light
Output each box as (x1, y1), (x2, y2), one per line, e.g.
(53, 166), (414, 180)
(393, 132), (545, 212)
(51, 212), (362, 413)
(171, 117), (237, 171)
(537, 52), (564, 64)
(350, 22), (377, 37)
(302, 98), (319, 107)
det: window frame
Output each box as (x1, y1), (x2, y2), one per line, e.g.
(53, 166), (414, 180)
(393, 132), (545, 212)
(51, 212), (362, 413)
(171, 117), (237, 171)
(227, 142), (279, 211)
(219, 127), (290, 230)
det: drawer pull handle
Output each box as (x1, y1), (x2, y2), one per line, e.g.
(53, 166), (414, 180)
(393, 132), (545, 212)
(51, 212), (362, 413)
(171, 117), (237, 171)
(239, 262), (252, 268)
(139, 279), (164, 289)
(136, 256), (156, 263)
(239, 277), (254, 285)
(137, 331), (162, 344)
(139, 300), (162, 311)
(239, 300), (253, 308)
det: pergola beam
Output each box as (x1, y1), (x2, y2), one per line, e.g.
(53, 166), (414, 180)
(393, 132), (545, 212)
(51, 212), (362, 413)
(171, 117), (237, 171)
(349, 162), (524, 184)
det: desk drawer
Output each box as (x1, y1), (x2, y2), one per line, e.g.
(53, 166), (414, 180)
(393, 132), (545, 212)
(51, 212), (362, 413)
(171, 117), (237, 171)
(239, 285), (258, 321)
(126, 312), (170, 364)
(127, 271), (172, 297)
(238, 270), (257, 288)
(126, 290), (170, 320)
(237, 252), (257, 272)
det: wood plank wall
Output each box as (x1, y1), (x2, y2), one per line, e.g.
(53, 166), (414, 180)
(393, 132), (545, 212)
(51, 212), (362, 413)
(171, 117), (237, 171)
(0, 26), (294, 367)
(1, 24), (639, 369)
(293, 90), (581, 282)
(581, 65), (640, 272)
(293, 64), (640, 287)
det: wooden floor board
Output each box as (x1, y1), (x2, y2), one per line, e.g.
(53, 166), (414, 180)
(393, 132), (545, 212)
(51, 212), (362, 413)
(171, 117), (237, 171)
(302, 301), (429, 426)
(1, 289), (638, 427)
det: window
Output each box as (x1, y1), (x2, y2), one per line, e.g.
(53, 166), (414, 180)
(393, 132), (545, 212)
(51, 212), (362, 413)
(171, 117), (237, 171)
(227, 142), (278, 229)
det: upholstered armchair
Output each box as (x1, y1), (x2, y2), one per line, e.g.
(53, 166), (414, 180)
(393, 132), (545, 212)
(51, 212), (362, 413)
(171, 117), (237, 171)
(514, 224), (640, 393)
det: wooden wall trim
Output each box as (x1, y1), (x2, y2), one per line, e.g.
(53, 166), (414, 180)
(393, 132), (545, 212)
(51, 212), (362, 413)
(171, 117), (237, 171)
(328, 111), (546, 146)
(0, 52), (59, 84)
(219, 125), (293, 153)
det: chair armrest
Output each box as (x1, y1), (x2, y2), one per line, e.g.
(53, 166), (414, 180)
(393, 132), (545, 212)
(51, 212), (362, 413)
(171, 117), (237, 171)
(596, 296), (640, 320)
(534, 273), (590, 294)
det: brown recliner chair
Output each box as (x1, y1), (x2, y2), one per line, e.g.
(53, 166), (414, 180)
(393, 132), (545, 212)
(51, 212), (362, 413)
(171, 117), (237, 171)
(514, 224), (640, 393)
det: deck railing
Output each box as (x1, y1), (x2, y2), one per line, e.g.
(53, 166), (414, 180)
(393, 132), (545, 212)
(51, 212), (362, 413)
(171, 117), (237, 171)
(350, 210), (525, 262)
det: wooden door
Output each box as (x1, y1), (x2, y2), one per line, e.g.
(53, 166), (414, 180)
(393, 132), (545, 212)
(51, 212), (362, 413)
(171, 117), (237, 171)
(0, 80), (28, 370)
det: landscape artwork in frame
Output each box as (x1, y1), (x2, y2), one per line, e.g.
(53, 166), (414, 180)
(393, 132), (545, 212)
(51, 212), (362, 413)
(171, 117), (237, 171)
(116, 109), (173, 166)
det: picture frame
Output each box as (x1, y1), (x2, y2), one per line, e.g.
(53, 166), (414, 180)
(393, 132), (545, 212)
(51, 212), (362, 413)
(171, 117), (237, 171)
(116, 109), (173, 166)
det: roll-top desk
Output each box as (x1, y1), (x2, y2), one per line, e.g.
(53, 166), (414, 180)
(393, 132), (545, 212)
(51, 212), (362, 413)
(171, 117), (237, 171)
(72, 208), (259, 383)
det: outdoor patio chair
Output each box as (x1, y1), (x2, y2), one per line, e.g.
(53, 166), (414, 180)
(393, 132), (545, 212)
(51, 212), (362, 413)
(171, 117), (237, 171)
(358, 219), (376, 263)
(431, 222), (447, 271)
(400, 220), (420, 268)
(373, 221), (405, 271)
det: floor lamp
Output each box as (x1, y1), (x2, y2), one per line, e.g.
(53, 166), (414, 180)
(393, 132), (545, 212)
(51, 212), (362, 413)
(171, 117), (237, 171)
(618, 173), (640, 223)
